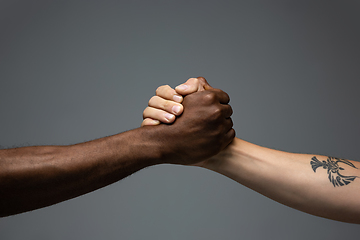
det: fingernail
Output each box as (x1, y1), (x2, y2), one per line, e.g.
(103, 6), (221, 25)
(172, 105), (181, 114)
(176, 84), (188, 91)
(164, 113), (174, 121)
(173, 95), (183, 103)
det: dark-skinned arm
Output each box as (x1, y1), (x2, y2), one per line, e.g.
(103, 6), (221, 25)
(0, 88), (235, 217)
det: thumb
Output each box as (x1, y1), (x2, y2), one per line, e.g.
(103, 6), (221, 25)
(175, 77), (212, 95)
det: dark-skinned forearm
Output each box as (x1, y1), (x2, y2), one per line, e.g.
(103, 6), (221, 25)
(0, 126), (162, 217)
(0, 88), (234, 217)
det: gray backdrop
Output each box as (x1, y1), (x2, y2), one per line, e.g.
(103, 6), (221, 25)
(1, 0), (360, 239)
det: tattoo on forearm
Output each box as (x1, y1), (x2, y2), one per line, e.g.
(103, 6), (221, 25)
(310, 156), (358, 187)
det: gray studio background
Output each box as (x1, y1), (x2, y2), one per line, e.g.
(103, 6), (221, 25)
(1, 0), (360, 239)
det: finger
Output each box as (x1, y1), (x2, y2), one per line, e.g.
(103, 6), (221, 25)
(156, 85), (183, 103)
(222, 104), (233, 118)
(212, 89), (230, 104)
(175, 77), (213, 95)
(148, 96), (184, 116)
(143, 107), (176, 123)
(222, 128), (236, 149)
(223, 118), (234, 132)
(141, 118), (160, 127)
(227, 128), (236, 141)
(175, 78), (200, 95)
(197, 76), (213, 90)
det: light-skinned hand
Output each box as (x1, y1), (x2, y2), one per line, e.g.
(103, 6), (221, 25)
(141, 77), (211, 126)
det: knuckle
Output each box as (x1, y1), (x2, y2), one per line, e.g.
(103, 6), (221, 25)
(155, 86), (162, 95)
(203, 91), (217, 104)
(187, 77), (198, 84)
(212, 88), (221, 93)
(191, 77), (200, 86)
(228, 128), (236, 140)
(156, 85), (175, 99)
(167, 88), (176, 98)
(210, 107), (223, 120)
(197, 76), (206, 85)
(231, 128), (236, 137)
(214, 88), (230, 102)
(164, 85), (172, 92)
(156, 85), (169, 95)
(224, 92), (230, 102)
(163, 100), (171, 111)
(184, 78), (200, 91)
(228, 118), (234, 129)
(148, 96), (158, 106)
(228, 105), (233, 116)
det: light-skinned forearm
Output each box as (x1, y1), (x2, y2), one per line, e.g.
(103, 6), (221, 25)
(201, 138), (360, 224)
(0, 127), (162, 217)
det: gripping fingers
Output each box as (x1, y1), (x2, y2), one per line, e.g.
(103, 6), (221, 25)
(197, 76), (213, 90)
(223, 104), (233, 118)
(143, 107), (176, 124)
(156, 85), (183, 103)
(141, 118), (160, 127)
(224, 118), (234, 132)
(221, 128), (236, 149)
(226, 128), (236, 144)
(175, 77), (213, 95)
(213, 89), (230, 104)
(148, 96), (184, 116)
(175, 78), (201, 95)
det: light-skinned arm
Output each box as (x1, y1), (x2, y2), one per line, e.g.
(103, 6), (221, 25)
(142, 77), (360, 224)
(0, 87), (235, 217)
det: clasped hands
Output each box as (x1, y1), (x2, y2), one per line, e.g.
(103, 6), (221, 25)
(141, 77), (235, 166)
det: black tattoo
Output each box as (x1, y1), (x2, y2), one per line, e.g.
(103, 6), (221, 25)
(310, 156), (358, 187)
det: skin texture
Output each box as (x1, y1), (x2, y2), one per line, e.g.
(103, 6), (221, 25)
(0, 86), (234, 217)
(142, 77), (210, 127)
(206, 139), (360, 224)
(150, 89), (235, 165)
(143, 77), (360, 224)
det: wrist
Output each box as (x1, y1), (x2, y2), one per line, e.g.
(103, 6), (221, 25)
(200, 138), (267, 184)
(129, 126), (169, 166)
(200, 138), (243, 171)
